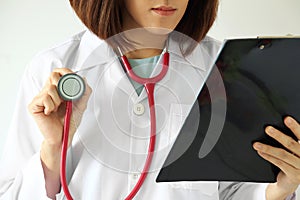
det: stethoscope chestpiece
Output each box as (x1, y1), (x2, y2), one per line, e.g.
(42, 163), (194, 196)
(57, 73), (85, 101)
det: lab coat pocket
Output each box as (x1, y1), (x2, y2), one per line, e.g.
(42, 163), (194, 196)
(168, 181), (219, 197)
(168, 103), (192, 142)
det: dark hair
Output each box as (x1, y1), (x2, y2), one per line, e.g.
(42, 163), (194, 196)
(69, 0), (219, 42)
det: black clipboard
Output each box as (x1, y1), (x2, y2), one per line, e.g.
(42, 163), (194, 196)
(156, 37), (300, 183)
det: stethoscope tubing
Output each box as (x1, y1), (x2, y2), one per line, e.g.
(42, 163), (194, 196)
(122, 52), (169, 199)
(120, 52), (169, 84)
(61, 101), (73, 200)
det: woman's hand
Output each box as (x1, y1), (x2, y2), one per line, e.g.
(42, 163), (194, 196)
(253, 116), (300, 200)
(28, 68), (91, 198)
(29, 68), (91, 147)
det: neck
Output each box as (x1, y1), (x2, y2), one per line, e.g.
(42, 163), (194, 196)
(125, 49), (163, 59)
(118, 27), (169, 59)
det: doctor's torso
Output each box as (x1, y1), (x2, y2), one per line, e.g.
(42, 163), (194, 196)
(1, 30), (230, 200)
(55, 30), (221, 199)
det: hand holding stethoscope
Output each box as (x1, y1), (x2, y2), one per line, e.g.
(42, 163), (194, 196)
(28, 68), (91, 147)
(28, 68), (92, 199)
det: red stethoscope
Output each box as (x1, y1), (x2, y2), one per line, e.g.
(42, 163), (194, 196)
(57, 47), (170, 200)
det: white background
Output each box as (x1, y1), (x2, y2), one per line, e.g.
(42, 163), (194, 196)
(1, 0), (300, 197)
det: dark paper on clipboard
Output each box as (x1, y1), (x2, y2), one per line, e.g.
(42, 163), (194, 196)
(156, 37), (300, 183)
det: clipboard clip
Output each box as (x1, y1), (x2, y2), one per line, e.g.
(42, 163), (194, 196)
(257, 34), (300, 50)
(257, 39), (272, 50)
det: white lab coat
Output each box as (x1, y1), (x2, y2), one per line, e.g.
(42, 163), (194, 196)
(0, 30), (269, 200)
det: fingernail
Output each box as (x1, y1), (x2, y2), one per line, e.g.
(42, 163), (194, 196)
(266, 126), (275, 134)
(285, 117), (293, 125)
(254, 143), (262, 150)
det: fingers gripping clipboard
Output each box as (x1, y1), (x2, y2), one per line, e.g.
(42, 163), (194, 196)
(156, 37), (300, 183)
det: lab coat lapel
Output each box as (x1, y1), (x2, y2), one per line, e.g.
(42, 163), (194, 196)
(73, 30), (116, 72)
(108, 59), (140, 102)
(69, 30), (138, 102)
(167, 33), (215, 72)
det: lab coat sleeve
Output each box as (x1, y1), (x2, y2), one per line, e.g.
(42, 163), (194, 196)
(0, 63), (51, 200)
(219, 182), (268, 200)
(0, 153), (51, 200)
(219, 182), (296, 200)
(286, 193), (296, 200)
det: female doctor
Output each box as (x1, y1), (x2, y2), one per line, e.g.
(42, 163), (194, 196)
(1, 0), (300, 199)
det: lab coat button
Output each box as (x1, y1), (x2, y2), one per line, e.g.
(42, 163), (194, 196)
(133, 103), (145, 115)
(132, 173), (139, 179)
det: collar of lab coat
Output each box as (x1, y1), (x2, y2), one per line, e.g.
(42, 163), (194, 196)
(74, 30), (217, 102)
(74, 30), (214, 72)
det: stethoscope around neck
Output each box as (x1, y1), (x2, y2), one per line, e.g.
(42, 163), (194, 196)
(57, 45), (170, 200)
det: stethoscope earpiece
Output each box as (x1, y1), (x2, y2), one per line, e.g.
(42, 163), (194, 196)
(57, 73), (85, 101)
